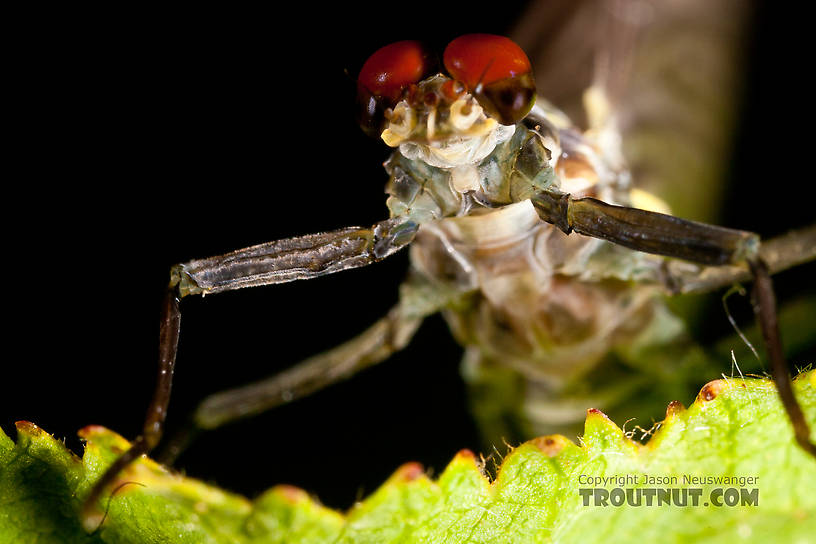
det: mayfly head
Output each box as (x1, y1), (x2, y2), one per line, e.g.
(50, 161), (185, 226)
(356, 35), (536, 166)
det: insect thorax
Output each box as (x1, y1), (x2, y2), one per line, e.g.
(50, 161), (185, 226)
(386, 116), (679, 438)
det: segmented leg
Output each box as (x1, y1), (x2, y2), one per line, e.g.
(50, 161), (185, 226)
(533, 190), (816, 457)
(663, 224), (816, 295)
(80, 218), (418, 529)
(750, 259), (816, 456)
(81, 288), (180, 530)
(193, 304), (424, 430)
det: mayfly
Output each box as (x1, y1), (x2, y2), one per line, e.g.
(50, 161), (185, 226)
(81, 18), (815, 528)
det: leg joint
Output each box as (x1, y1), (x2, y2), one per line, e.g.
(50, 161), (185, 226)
(170, 264), (203, 298)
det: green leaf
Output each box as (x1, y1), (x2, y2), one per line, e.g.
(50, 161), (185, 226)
(2, 371), (815, 543)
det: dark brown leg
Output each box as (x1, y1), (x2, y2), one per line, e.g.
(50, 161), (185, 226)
(749, 259), (816, 457)
(81, 288), (181, 530)
(533, 190), (816, 458)
(80, 217), (417, 530)
(532, 192), (759, 265)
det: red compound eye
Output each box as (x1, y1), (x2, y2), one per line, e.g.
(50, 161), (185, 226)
(358, 40), (433, 102)
(443, 34), (535, 125)
(357, 40), (435, 136)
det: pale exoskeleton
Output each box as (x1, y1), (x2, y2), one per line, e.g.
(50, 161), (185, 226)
(79, 16), (816, 528)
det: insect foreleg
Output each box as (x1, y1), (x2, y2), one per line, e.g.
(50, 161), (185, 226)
(750, 259), (816, 457)
(532, 189), (816, 459)
(532, 191), (759, 265)
(662, 225), (816, 295)
(80, 288), (181, 530)
(80, 217), (419, 530)
(172, 218), (418, 296)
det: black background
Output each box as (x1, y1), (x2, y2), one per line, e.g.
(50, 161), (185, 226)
(4, 1), (814, 511)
